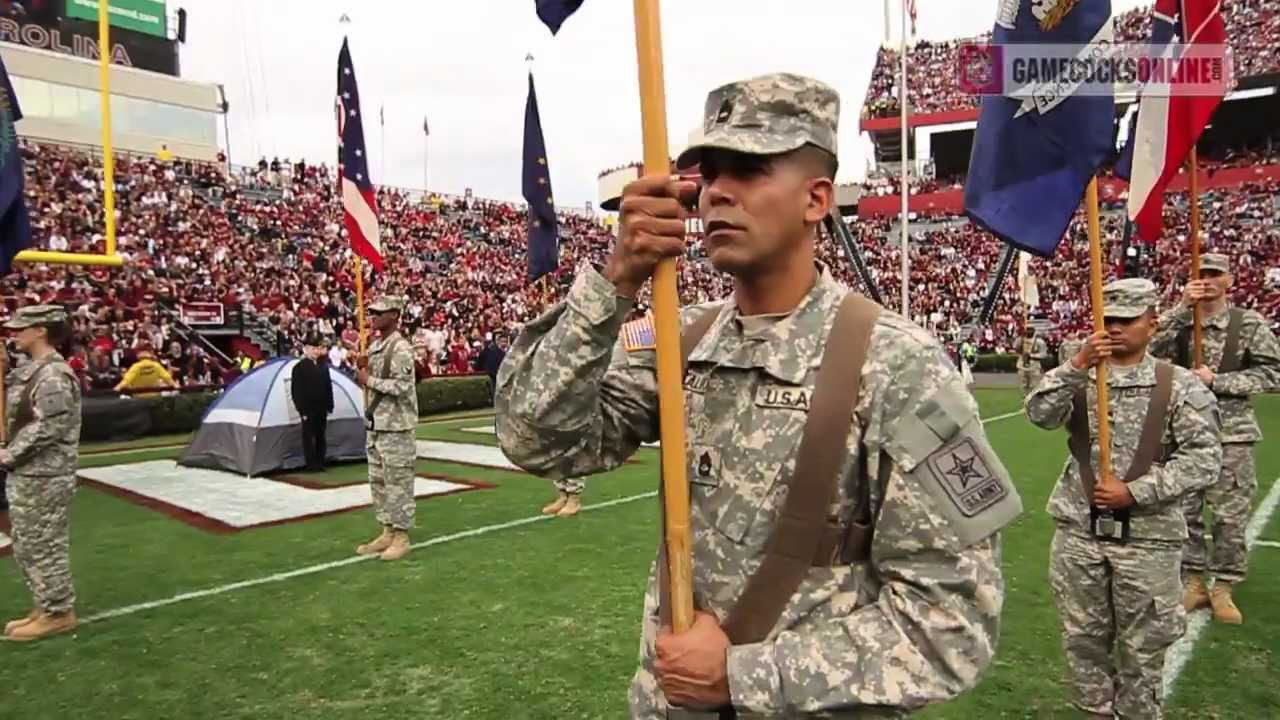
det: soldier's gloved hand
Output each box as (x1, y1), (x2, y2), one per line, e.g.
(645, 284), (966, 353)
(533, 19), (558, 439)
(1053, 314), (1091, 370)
(654, 611), (731, 709)
(603, 175), (699, 298)
(1071, 330), (1114, 370)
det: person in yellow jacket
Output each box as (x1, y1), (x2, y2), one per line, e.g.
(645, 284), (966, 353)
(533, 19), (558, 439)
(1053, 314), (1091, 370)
(114, 348), (179, 396)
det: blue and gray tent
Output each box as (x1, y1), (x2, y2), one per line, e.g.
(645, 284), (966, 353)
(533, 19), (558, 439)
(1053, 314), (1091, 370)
(180, 357), (367, 476)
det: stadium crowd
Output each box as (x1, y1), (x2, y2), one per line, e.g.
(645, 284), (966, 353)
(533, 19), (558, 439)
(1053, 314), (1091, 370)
(861, 0), (1280, 119)
(3, 130), (1277, 393)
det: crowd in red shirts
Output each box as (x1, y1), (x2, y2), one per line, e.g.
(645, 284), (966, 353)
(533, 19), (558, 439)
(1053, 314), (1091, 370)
(862, 1), (1280, 120)
(4, 138), (1276, 392)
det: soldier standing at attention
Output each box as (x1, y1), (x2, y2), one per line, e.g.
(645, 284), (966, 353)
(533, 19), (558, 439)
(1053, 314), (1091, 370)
(354, 296), (418, 561)
(496, 73), (1022, 718)
(1150, 252), (1280, 624)
(1026, 279), (1221, 720)
(1016, 326), (1048, 395)
(0, 305), (82, 642)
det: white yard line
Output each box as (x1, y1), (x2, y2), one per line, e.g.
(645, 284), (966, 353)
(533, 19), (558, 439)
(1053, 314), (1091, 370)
(1163, 473), (1280, 695)
(84, 490), (657, 625)
(80, 409), (1024, 625)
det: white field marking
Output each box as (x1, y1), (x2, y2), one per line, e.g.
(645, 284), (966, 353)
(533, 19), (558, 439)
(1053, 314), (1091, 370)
(80, 409), (1022, 624)
(1252, 539), (1280, 549)
(83, 490), (658, 625)
(0, 533), (10, 551)
(1163, 473), (1280, 695)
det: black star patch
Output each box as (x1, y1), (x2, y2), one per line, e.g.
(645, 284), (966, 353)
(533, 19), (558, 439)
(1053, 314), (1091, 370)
(924, 437), (1006, 517)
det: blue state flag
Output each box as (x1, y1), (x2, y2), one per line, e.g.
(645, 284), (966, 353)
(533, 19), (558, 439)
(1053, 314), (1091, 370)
(535, 0), (584, 35)
(0, 53), (31, 276)
(523, 73), (559, 282)
(963, 0), (1116, 257)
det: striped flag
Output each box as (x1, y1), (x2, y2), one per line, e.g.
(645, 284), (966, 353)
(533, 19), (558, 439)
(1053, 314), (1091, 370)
(1017, 251), (1040, 308)
(1116, 0), (1227, 241)
(336, 38), (383, 272)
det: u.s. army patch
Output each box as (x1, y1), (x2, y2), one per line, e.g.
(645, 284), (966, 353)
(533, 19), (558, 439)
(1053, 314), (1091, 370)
(923, 437), (1006, 517)
(621, 314), (656, 352)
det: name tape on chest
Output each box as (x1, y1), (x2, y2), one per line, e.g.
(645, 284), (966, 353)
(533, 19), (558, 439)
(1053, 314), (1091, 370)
(621, 314), (656, 352)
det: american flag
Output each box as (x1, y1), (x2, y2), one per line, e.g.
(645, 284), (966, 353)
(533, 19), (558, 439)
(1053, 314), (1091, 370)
(336, 38), (383, 272)
(621, 314), (656, 352)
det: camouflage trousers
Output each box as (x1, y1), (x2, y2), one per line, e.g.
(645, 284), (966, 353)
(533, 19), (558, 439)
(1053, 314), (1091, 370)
(368, 431), (416, 530)
(1050, 527), (1185, 720)
(6, 473), (77, 614)
(1183, 442), (1256, 583)
(1017, 366), (1042, 394)
(554, 478), (584, 495)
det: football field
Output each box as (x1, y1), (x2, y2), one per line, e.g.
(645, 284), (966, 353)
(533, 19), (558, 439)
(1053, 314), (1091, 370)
(2, 391), (1277, 719)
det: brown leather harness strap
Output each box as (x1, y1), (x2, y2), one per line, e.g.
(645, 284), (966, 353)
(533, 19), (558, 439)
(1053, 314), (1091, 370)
(654, 294), (881, 647)
(720, 294), (880, 643)
(1068, 361), (1175, 494)
(1218, 307), (1245, 373)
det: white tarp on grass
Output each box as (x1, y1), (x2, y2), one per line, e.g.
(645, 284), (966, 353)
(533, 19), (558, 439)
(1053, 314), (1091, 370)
(80, 460), (471, 529)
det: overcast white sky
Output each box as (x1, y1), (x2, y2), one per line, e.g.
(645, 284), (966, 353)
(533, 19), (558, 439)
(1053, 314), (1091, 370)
(177, 0), (1149, 209)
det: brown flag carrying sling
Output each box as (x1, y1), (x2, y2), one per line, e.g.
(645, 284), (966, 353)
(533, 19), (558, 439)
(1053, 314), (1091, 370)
(1067, 360), (1175, 492)
(656, 293), (881, 646)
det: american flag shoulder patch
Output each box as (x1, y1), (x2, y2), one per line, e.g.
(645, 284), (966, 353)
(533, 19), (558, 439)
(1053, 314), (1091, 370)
(621, 313), (656, 352)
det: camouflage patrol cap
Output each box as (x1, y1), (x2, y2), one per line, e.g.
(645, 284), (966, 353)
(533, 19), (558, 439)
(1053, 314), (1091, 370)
(1200, 253), (1230, 273)
(4, 304), (67, 330)
(368, 295), (406, 314)
(1102, 278), (1157, 319)
(675, 72), (840, 170)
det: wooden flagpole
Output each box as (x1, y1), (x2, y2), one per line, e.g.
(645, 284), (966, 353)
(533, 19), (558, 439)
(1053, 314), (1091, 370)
(632, 0), (694, 634)
(1188, 148), (1203, 367)
(1084, 178), (1114, 484)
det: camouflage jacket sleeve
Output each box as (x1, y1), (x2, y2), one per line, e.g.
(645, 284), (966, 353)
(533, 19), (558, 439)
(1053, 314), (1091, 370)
(495, 264), (656, 479)
(1149, 305), (1192, 360)
(1127, 372), (1221, 506)
(1213, 313), (1280, 397)
(2, 371), (78, 469)
(727, 332), (1019, 712)
(1032, 338), (1049, 360)
(1024, 361), (1090, 429)
(366, 339), (415, 399)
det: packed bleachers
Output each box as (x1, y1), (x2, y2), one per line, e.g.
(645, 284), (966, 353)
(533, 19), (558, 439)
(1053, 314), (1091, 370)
(862, 1), (1280, 120)
(7, 137), (1278, 392)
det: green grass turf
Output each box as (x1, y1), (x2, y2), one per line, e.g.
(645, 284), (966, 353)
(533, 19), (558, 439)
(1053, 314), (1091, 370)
(0, 392), (1276, 718)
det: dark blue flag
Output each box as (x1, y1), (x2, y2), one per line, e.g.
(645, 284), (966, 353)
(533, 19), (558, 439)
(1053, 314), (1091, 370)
(0, 53), (31, 276)
(523, 73), (559, 282)
(963, 0), (1115, 257)
(535, 0), (584, 35)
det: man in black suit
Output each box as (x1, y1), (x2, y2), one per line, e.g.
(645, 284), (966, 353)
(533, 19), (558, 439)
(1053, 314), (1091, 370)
(291, 336), (335, 471)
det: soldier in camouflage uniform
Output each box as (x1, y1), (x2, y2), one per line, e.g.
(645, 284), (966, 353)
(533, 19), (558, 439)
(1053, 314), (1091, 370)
(1026, 279), (1221, 720)
(0, 305), (83, 642)
(1016, 326), (1049, 394)
(1058, 329), (1089, 367)
(496, 73), (1022, 718)
(355, 296), (419, 561)
(1150, 253), (1280, 624)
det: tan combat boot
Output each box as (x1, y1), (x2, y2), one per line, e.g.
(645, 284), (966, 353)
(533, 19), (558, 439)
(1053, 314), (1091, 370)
(4, 609), (41, 635)
(356, 526), (393, 556)
(1210, 581), (1243, 624)
(6, 610), (76, 642)
(1182, 575), (1211, 612)
(380, 530), (411, 561)
(556, 494), (582, 517)
(542, 492), (569, 515)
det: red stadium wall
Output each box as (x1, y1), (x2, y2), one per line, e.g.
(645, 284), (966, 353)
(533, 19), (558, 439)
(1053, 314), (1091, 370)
(857, 163), (1280, 219)
(859, 108), (979, 133)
